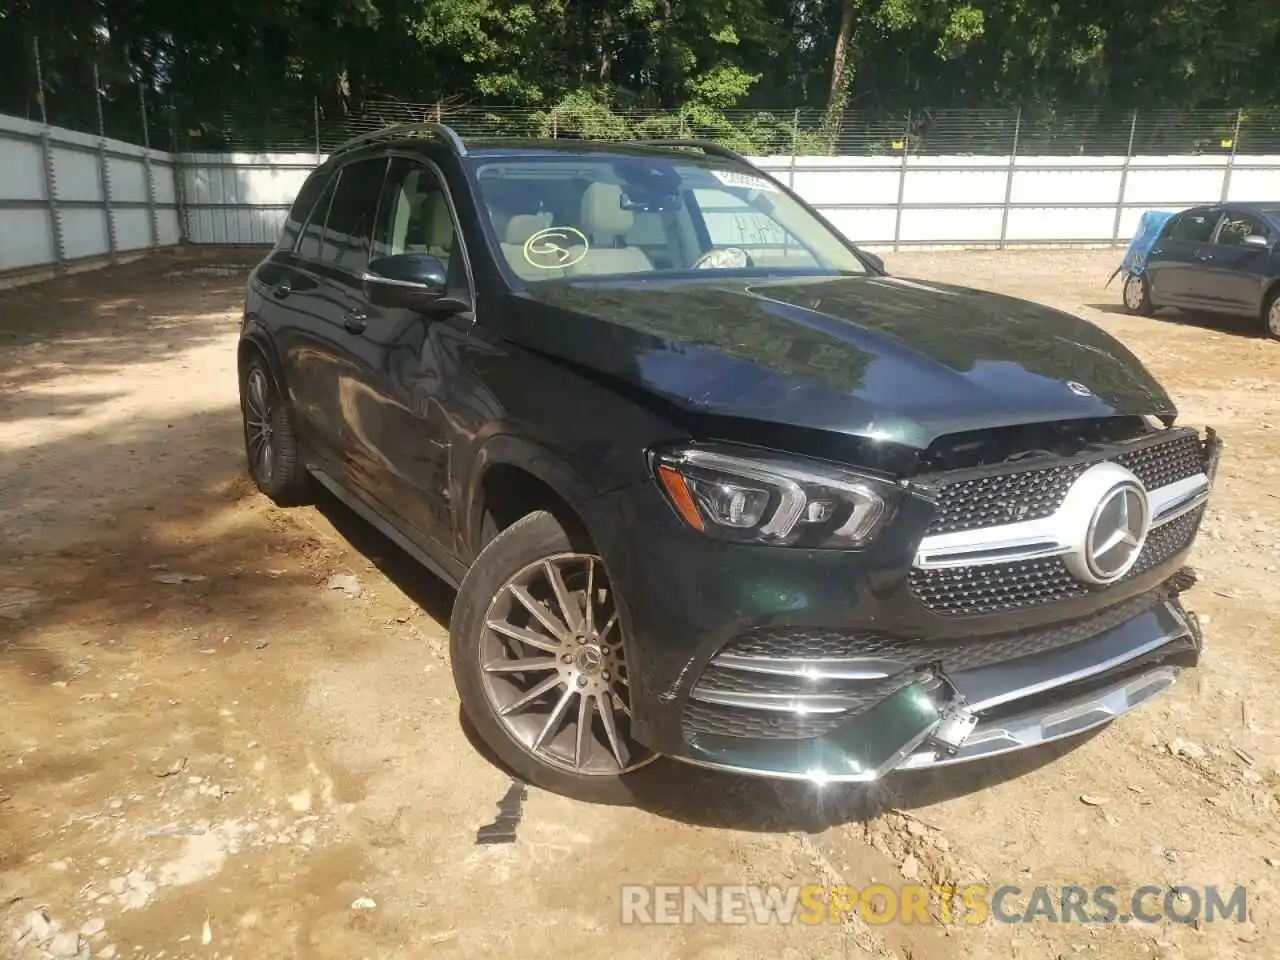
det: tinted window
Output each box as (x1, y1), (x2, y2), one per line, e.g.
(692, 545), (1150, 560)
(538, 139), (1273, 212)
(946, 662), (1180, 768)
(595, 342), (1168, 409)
(373, 159), (456, 269)
(320, 158), (388, 271)
(298, 174), (338, 260)
(278, 171), (331, 251)
(1215, 211), (1270, 246)
(1170, 211), (1218, 244)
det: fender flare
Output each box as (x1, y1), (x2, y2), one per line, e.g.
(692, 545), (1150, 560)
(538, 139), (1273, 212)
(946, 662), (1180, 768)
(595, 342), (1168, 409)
(460, 433), (602, 560)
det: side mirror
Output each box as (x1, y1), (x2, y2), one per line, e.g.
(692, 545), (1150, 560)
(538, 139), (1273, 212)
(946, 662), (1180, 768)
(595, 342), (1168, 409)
(1241, 234), (1271, 248)
(363, 253), (448, 310)
(860, 249), (886, 273)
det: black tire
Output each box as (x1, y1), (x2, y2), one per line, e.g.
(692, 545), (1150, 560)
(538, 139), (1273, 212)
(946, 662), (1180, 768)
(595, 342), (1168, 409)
(1121, 271), (1154, 317)
(239, 352), (310, 505)
(1264, 287), (1280, 341)
(450, 510), (663, 804)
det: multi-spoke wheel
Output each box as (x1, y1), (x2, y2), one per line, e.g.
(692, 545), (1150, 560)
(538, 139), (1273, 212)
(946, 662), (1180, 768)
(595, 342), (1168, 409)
(451, 510), (659, 802)
(239, 351), (309, 504)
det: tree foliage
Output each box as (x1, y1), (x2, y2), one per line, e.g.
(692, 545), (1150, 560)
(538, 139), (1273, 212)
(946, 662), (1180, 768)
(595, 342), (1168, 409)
(2, 0), (1278, 147)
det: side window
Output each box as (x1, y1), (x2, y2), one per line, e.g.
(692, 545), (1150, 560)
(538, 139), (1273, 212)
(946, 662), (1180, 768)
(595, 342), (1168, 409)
(297, 175), (338, 260)
(1157, 216), (1181, 241)
(278, 170), (331, 251)
(1215, 212), (1269, 247)
(373, 159), (456, 268)
(320, 158), (388, 272)
(1169, 211), (1218, 244)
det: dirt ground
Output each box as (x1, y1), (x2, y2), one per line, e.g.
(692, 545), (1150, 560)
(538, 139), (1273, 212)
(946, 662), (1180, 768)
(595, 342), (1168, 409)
(1, 247), (1277, 960)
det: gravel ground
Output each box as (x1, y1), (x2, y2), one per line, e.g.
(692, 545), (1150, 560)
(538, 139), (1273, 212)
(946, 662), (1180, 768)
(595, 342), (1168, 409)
(1, 247), (1277, 960)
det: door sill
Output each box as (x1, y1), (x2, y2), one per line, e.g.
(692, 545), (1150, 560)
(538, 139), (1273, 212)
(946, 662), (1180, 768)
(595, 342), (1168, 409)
(308, 466), (466, 590)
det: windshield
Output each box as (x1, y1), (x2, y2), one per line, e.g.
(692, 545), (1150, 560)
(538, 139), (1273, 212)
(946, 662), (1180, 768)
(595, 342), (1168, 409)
(471, 156), (869, 282)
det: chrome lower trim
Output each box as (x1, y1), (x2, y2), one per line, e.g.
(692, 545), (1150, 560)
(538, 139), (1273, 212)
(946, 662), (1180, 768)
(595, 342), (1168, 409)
(896, 665), (1178, 770)
(675, 597), (1198, 784)
(914, 471), (1208, 570)
(709, 653), (904, 681)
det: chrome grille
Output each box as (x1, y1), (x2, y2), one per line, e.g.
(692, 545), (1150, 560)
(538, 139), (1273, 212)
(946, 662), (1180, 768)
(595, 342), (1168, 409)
(910, 505), (1204, 616)
(926, 430), (1204, 537)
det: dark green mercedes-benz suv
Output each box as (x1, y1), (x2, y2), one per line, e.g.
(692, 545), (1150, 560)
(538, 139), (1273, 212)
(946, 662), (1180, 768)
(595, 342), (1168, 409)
(238, 123), (1220, 803)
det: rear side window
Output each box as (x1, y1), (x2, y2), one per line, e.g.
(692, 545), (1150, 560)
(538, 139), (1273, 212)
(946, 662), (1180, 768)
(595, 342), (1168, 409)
(278, 170), (333, 251)
(298, 175), (339, 260)
(1169, 211), (1218, 244)
(319, 158), (388, 272)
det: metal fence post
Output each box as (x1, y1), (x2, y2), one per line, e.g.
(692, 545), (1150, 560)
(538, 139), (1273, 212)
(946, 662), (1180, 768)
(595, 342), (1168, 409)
(171, 93), (191, 244)
(1110, 109), (1138, 247)
(94, 60), (119, 263)
(788, 109), (800, 189)
(139, 80), (160, 249)
(998, 108), (1022, 249)
(313, 96), (321, 160)
(892, 111), (910, 251)
(33, 38), (66, 273)
(1220, 109), (1243, 202)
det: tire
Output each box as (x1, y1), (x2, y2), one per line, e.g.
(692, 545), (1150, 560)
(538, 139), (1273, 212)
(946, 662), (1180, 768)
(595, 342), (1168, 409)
(450, 510), (662, 804)
(1264, 288), (1280, 341)
(239, 352), (310, 505)
(1122, 271), (1154, 317)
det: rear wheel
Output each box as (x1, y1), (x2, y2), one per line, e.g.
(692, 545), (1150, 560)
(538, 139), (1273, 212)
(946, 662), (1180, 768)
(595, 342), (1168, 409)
(240, 354), (310, 505)
(1264, 289), (1280, 341)
(450, 510), (660, 804)
(1122, 271), (1154, 316)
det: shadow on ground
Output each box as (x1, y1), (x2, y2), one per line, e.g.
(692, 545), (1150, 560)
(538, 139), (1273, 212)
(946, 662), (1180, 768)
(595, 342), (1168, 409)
(1085, 302), (1264, 338)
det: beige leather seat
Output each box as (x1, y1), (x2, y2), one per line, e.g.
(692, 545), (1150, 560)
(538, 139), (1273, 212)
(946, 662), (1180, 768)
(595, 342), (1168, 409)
(500, 213), (563, 280)
(566, 183), (653, 277)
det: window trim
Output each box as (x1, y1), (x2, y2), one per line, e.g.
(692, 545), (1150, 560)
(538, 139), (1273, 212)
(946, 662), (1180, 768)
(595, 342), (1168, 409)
(293, 168), (340, 257)
(380, 150), (477, 307)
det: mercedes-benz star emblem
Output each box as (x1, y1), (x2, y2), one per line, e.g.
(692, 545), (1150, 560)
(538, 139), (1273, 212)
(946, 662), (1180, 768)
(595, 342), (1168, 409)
(1062, 468), (1150, 585)
(1067, 381), (1093, 397)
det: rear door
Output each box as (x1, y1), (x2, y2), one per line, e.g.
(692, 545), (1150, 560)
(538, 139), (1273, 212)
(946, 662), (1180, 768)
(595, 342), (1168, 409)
(295, 157), (393, 498)
(1186, 207), (1276, 313)
(1145, 207), (1221, 303)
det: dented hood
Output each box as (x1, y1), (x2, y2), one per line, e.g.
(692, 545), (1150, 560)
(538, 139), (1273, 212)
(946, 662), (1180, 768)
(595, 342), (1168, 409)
(507, 274), (1176, 450)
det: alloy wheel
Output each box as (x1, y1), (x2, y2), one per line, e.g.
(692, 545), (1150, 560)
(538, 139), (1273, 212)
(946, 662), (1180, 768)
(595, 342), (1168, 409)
(1268, 298), (1280, 339)
(478, 552), (655, 777)
(244, 368), (276, 484)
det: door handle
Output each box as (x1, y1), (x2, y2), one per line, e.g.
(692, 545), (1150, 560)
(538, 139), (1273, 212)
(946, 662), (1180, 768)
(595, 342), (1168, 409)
(271, 281), (292, 299)
(343, 312), (369, 335)
(1196, 253), (1214, 262)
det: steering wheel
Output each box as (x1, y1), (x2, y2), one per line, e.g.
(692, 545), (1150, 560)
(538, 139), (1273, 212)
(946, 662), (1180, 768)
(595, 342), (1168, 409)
(692, 247), (753, 270)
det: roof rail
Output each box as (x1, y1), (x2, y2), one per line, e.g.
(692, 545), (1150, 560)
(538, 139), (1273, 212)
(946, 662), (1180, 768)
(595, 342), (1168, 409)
(328, 122), (467, 159)
(625, 139), (754, 167)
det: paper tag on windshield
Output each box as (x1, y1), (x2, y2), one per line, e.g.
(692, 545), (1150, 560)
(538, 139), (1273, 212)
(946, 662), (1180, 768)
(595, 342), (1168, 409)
(710, 169), (779, 193)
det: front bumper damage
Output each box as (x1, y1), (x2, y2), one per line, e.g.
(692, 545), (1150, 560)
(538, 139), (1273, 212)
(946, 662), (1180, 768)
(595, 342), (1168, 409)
(671, 427), (1221, 784)
(678, 589), (1203, 782)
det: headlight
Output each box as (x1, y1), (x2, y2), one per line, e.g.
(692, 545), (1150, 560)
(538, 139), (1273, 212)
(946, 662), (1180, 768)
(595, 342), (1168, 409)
(652, 444), (901, 548)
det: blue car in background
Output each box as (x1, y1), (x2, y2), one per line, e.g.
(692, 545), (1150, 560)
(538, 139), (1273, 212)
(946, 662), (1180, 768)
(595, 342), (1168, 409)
(1116, 203), (1280, 340)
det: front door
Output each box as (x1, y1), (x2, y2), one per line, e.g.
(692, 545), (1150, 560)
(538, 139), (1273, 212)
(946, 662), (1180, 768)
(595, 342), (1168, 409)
(334, 155), (480, 552)
(1187, 209), (1276, 314)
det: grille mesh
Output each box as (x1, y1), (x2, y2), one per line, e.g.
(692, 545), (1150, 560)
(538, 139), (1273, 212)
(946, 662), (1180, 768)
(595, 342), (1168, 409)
(926, 431), (1204, 536)
(910, 506), (1204, 616)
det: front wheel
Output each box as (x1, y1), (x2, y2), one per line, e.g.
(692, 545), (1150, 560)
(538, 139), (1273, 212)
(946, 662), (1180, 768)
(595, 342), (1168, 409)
(1122, 271), (1154, 316)
(450, 510), (661, 804)
(1264, 289), (1280, 341)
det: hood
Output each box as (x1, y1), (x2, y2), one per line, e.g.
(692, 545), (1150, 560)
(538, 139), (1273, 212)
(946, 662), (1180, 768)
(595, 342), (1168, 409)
(509, 274), (1176, 451)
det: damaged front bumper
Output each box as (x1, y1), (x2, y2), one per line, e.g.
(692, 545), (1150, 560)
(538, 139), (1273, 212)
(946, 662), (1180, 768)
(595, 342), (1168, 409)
(675, 588), (1203, 783)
